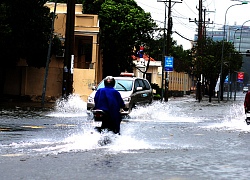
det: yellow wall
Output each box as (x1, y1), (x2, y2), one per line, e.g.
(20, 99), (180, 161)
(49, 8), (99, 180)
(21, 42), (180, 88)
(73, 68), (95, 101)
(168, 71), (191, 92)
(4, 2), (192, 102)
(133, 62), (192, 93)
(4, 65), (63, 100)
(3, 3), (100, 103)
(4, 61), (96, 102)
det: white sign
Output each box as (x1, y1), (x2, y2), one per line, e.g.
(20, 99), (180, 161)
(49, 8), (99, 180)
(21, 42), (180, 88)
(71, 55), (74, 74)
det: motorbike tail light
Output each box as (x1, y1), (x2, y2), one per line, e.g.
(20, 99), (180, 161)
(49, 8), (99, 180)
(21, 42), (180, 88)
(94, 113), (103, 118)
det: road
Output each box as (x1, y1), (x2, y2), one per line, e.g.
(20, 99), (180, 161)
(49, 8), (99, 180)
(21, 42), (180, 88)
(0, 93), (250, 180)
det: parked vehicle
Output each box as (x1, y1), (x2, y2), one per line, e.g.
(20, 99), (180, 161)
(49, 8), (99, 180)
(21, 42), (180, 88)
(243, 86), (249, 93)
(87, 73), (153, 115)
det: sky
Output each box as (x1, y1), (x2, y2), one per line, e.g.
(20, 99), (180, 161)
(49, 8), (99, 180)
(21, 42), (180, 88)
(135, 0), (250, 50)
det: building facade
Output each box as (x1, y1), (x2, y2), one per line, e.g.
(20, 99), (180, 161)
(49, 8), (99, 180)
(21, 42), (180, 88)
(4, 3), (101, 102)
(3, 3), (192, 102)
(197, 25), (250, 53)
(133, 58), (192, 96)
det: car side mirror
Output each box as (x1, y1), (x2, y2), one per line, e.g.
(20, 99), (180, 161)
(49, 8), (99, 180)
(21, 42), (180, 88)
(136, 87), (143, 91)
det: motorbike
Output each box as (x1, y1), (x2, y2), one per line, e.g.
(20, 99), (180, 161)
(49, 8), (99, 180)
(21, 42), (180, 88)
(92, 109), (114, 145)
(92, 109), (114, 133)
(92, 109), (106, 122)
(92, 109), (105, 132)
(245, 109), (250, 125)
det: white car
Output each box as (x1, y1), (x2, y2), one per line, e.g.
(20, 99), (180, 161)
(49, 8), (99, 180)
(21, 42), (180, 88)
(243, 86), (249, 93)
(87, 75), (153, 115)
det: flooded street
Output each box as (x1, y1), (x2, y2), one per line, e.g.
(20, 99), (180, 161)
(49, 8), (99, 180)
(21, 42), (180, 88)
(1, 94), (250, 180)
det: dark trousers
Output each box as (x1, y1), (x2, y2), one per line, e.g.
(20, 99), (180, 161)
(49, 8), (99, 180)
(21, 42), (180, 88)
(95, 112), (120, 134)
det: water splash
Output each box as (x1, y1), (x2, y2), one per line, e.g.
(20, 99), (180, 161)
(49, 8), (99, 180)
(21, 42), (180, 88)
(0, 128), (154, 156)
(204, 103), (250, 132)
(3, 95), (248, 157)
(47, 94), (88, 117)
(128, 100), (201, 123)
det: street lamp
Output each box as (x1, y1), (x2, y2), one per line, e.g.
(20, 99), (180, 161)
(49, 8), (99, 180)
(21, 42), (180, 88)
(233, 28), (240, 45)
(157, 0), (167, 102)
(238, 19), (250, 53)
(229, 28), (240, 100)
(219, 2), (248, 103)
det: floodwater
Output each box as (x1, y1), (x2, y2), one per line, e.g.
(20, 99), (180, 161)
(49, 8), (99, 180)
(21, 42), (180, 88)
(1, 94), (250, 180)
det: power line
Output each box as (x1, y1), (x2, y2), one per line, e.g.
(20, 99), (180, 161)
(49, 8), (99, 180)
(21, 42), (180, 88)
(183, 0), (198, 15)
(136, 0), (163, 11)
(174, 31), (196, 42)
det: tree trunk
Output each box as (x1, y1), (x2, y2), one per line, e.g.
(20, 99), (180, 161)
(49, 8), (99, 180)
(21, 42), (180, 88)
(220, 81), (224, 101)
(208, 78), (216, 103)
(0, 67), (6, 99)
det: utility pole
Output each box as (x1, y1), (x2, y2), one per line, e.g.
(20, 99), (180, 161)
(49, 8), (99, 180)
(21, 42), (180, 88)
(165, 0), (172, 102)
(157, 0), (182, 102)
(41, 0), (57, 107)
(198, 0), (203, 49)
(160, 2), (166, 102)
(188, 0), (203, 61)
(62, 0), (75, 98)
(189, 0), (213, 101)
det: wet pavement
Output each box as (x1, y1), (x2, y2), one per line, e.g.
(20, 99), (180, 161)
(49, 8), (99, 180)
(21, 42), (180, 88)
(0, 93), (250, 180)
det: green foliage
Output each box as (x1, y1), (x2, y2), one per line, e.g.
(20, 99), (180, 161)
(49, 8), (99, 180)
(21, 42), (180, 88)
(170, 45), (193, 73)
(0, 3), (13, 65)
(82, 0), (104, 14)
(52, 35), (64, 56)
(83, 0), (157, 77)
(48, 0), (83, 3)
(151, 83), (160, 92)
(194, 38), (242, 80)
(0, 0), (55, 68)
(192, 37), (243, 97)
(153, 93), (161, 100)
(146, 32), (193, 74)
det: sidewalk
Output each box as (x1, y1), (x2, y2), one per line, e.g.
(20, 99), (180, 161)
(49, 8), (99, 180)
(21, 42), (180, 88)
(0, 93), (243, 111)
(0, 97), (55, 111)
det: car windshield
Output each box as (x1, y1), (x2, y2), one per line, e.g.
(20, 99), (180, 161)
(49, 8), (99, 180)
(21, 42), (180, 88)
(97, 79), (133, 91)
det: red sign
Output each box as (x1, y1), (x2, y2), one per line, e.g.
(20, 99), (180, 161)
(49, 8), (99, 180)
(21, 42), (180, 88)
(238, 72), (244, 82)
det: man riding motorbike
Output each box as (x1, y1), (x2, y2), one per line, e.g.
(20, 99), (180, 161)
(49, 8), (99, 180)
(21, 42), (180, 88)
(244, 90), (250, 114)
(94, 76), (125, 134)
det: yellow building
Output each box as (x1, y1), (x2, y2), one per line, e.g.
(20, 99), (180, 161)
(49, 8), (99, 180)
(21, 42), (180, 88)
(3, 3), (192, 103)
(4, 3), (101, 102)
(133, 58), (192, 96)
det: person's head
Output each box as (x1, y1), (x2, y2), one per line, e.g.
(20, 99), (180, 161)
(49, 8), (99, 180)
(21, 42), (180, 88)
(104, 76), (115, 87)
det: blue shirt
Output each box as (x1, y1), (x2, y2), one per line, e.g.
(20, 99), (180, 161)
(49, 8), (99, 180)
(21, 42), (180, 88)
(94, 86), (125, 122)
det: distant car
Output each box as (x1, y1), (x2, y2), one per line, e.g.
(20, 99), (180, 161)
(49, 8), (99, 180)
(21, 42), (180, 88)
(87, 73), (153, 115)
(243, 86), (249, 93)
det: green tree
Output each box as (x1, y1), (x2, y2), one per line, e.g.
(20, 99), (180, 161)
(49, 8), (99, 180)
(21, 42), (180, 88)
(192, 38), (242, 101)
(0, 0), (61, 96)
(82, 0), (103, 14)
(145, 32), (193, 73)
(0, 0), (52, 67)
(170, 44), (193, 74)
(83, 0), (156, 77)
(48, 0), (83, 4)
